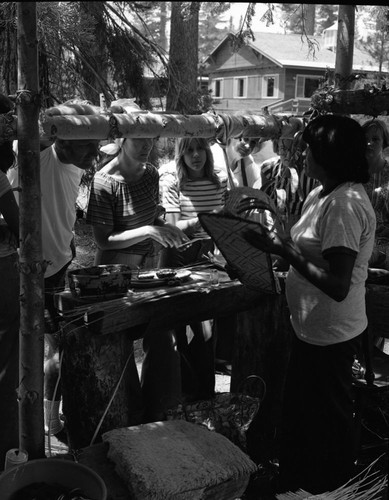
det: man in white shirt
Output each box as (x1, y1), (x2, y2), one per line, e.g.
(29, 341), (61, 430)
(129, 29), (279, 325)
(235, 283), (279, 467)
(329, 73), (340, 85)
(9, 133), (100, 440)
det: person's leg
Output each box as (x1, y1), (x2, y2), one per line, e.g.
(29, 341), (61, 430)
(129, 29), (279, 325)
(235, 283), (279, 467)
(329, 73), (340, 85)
(44, 263), (71, 436)
(214, 314), (237, 375)
(0, 254), (20, 468)
(185, 320), (215, 401)
(278, 334), (361, 494)
(141, 328), (182, 422)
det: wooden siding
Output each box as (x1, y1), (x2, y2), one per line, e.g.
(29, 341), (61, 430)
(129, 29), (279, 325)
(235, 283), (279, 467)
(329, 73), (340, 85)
(224, 78), (234, 97)
(248, 76), (260, 98)
(211, 98), (282, 114)
(210, 69), (285, 96)
(207, 43), (271, 72)
(284, 68), (326, 100)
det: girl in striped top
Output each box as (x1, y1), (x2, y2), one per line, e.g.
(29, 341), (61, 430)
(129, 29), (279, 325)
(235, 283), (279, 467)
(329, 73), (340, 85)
(160, 137), (227, 265)
(159, 138), (228, 401)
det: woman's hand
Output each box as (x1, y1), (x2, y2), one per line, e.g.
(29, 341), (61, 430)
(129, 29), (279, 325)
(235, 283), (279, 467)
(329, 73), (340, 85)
(242, 227), (285, 256)
(148, 224), (189, 248)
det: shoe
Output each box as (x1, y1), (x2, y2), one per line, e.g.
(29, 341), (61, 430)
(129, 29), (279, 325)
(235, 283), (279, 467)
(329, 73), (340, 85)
(44, 416), (64, 435)
(215, 360), (232, 376)
(53, 428), (68, 446)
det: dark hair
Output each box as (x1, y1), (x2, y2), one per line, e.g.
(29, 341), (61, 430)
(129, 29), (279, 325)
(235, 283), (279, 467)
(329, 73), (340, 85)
(361, 119), (389, 150)
(302, 114), (369, 183)
(175, 137), (221, 189)
(0, 94), (15, 173)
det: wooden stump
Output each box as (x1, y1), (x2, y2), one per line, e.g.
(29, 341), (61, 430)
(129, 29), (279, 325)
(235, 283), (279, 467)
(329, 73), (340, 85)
(60, 323), (145, 449)
(231, 291), (294, 463)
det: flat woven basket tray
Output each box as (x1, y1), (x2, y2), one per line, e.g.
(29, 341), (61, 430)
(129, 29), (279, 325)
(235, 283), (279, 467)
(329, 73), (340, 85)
(199, 186), (281, 294)
(199, 211), (280, 294)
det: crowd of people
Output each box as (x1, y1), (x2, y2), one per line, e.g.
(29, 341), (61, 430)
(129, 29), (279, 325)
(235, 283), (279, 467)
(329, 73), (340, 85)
(1, 93), (388, 495)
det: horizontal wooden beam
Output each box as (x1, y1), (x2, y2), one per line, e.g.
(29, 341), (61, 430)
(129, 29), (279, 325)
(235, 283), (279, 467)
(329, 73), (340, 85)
(311, 88), (389, 116)
(1, 111), (284, 141)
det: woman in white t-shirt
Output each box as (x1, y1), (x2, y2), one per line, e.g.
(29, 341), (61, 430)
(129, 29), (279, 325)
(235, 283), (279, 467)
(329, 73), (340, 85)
(0, 94), (20, 467)
(239, 114), (375, 494)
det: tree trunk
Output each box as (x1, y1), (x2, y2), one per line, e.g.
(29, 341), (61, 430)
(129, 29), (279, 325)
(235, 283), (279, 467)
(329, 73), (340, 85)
(79, 1), (109, 105)
(166, 2), (200, 113)
(61, 324), (145, 449)
(335, 4), (355, 90)
(17, 1), (45, 459)
(304, 4), (315, 36)
(160, 3), (168, 53)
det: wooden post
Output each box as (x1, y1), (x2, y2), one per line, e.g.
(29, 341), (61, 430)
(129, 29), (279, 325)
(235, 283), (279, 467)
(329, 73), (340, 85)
(60, 324), (146, 449)
(335, 5), (355, 90)
(17, 1), (45, 459)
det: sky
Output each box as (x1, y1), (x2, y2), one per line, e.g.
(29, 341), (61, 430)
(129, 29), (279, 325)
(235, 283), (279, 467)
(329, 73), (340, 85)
(222, 3), (378, 39)
(222, 2), (284, 33)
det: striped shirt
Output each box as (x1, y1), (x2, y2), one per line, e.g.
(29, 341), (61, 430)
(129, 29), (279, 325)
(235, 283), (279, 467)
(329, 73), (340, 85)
(261, 157), (318, 217)
(86, 163), (160, 255)
(160, 169), (227, 238)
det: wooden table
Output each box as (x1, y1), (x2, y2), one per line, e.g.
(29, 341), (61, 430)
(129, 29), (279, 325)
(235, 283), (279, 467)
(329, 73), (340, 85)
(56, 266), (293, 455)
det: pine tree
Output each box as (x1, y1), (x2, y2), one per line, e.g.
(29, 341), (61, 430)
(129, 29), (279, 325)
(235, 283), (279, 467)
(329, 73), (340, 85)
(198, 2), (230, 63)
(358, 5), (389, 86)
(166, 1), (200, 113)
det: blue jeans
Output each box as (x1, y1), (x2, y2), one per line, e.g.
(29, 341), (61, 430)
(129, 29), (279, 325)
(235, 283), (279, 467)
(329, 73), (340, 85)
(159, 239), (216, 402)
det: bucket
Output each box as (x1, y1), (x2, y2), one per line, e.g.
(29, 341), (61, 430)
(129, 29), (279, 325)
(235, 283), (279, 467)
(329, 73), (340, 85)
(0, 458), (107, 500)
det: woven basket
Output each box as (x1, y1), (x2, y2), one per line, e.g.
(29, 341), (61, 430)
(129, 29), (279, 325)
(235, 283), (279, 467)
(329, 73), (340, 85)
(68, 264), (132, 298)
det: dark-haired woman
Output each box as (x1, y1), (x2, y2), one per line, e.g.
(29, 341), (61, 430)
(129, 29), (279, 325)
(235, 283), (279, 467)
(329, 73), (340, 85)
(239, 114), (375, 494)
(0, 95), (20, 468)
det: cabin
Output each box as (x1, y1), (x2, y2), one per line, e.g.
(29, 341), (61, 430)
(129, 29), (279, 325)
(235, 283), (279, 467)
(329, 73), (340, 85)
(203, 25), (385, 115)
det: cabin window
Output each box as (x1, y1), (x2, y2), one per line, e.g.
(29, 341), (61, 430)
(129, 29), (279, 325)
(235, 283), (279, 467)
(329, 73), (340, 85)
(212, 78), (223, 98)
(295, 75), (321, 98)
(262, 75), (279, 98)
(234, 77), (247, 98)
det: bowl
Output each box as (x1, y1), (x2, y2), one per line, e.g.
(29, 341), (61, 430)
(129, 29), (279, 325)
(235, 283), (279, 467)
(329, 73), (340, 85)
(68, 264), (132, 298)
(0, 458), (107, 500)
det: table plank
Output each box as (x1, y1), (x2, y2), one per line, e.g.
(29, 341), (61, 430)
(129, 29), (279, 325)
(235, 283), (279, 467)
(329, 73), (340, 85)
(57, 271), (272, 336)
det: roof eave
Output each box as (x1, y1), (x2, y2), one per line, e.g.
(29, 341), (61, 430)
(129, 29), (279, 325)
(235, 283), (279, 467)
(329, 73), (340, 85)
(203, 33), (234, 64)
(246, 40), (282, 67)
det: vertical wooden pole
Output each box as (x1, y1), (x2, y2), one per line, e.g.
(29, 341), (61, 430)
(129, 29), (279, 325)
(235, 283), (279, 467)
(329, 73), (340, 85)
(335, 4), (355, 90)
(17, 1), (45, 459)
